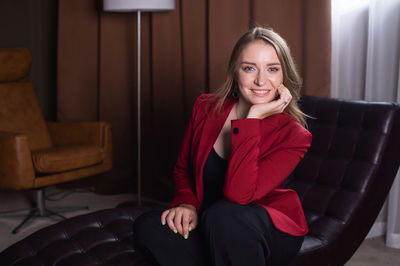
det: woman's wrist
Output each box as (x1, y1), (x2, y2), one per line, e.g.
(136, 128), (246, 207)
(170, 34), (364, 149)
(247, 106), (268, 119)
(179, 203), (196, 211)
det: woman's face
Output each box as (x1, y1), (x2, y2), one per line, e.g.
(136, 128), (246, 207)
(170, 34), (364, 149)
(236, 40), (283, 106)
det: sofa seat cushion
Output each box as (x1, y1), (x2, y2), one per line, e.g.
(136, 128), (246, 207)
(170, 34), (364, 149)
(32, 145), (104, 174)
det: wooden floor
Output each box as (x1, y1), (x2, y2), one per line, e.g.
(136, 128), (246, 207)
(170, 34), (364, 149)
(347, 236), (400, 266)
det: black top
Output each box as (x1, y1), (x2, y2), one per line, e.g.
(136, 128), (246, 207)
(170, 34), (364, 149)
(200, 147), (228, 212)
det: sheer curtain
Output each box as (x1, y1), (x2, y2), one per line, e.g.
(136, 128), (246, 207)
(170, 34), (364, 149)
(331, 0), (400, 248)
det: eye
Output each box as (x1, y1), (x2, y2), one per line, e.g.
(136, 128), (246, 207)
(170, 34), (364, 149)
(268, 67), (279, 72)
(242, 66), (255, 72)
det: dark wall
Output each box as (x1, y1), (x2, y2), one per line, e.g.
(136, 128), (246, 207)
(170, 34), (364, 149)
(0, 0), (58, 121)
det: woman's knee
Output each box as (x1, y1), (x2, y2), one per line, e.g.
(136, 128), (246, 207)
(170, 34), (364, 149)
(134, 210), (162, 230)
(133, 210), (164, 247)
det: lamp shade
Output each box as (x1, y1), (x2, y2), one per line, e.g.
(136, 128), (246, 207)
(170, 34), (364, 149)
(103, 0), (175, 12)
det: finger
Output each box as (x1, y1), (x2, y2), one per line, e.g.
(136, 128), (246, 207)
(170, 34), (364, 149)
(188, 214), (198, 231)
(282, 92), (292, 106)
(166, 210), (178, 234)
(277, 86), (291, 106)
(182, 213), (190, 239)
(272, 95), (286, 108)
(188, 221), (196, 233)
(161, 210), (169, 226)
(188, 209), (198, 233)
(279, 85), (292, 99)
(174, 210), (184, 235)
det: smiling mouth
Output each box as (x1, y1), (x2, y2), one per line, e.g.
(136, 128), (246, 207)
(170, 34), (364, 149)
(250, 89), (270, 96)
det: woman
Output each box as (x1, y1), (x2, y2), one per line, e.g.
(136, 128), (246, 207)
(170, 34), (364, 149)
(134, 27), (312, 266)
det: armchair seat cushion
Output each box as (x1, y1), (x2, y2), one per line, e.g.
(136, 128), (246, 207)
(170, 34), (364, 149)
(32, 145), (104, 174)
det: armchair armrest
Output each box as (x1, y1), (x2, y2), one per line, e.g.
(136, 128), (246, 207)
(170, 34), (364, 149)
(0, 131), (35, 190)
(47, 121), (112, 166)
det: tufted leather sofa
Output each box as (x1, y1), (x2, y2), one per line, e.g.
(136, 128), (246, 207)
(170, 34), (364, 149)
(287, 96), (400, 266)
(0, 207), (159, 266)
(1, 95), (400, 266)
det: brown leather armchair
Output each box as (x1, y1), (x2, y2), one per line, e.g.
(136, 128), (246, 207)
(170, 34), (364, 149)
(0, 48), (112, 233)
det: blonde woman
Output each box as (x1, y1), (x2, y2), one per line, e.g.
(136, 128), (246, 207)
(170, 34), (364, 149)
(134, 27), (311, 266)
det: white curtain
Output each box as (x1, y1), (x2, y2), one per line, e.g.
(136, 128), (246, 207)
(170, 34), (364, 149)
(332, 0), (400, 248)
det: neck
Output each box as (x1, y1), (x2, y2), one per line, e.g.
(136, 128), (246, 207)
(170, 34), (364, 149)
(235, 98), (251, 119)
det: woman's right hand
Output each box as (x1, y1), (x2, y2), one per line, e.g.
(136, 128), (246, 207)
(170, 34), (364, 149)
(161, 204), (198, 239)
(247, 84), (292, 119)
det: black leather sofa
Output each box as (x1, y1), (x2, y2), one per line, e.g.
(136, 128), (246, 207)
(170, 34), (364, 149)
(1, 95), (400, 266)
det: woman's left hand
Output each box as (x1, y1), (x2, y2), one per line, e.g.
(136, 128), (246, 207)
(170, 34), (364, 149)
(161, 204), (198, 239)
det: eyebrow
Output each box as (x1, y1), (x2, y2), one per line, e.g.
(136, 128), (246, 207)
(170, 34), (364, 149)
(240, 61), (281, 66)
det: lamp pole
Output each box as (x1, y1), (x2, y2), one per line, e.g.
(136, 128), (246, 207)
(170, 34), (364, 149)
(137, 10), (142, 205)
(103, 0), (175, 206)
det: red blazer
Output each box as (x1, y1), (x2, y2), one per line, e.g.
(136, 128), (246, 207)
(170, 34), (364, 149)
(169, 94), (312, 236)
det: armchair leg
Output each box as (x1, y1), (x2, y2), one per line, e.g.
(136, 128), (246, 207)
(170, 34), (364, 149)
(0, 188), (88, 234)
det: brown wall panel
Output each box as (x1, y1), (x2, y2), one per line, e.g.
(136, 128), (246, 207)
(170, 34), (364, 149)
(302, 0), (331, 97)
(99, 12), (137, 179)
(151, 6), (185, 179)
(253, 0), (304, 78)
(57, 0), (99, 121)
(181, 0), (208, 117)
(208, 0), (251, 92)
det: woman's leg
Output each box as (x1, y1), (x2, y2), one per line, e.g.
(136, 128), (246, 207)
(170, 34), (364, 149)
(133, 210), (209, 266)
(201, 200), (303, 266)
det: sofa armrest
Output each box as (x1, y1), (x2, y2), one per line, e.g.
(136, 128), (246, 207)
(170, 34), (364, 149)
(0, 131), (35, 190)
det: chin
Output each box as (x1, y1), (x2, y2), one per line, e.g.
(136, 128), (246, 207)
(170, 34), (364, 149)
(249, 94), (275, 105)
(250, 98), (269, 105)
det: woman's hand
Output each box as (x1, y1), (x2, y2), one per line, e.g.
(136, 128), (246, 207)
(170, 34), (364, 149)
(247, 84), (292, 119)
(161, 204), (198, 239)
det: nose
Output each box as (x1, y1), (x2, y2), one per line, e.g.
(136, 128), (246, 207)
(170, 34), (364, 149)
(254, 71), (267, 87)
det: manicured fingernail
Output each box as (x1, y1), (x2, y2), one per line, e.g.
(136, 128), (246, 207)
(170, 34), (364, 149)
(184, 234), (188, 239)
(279, 83), (284, 88)
(173, 229), (178, 234)
(189, 226), (192, 232)
(162, 221), (165, 225)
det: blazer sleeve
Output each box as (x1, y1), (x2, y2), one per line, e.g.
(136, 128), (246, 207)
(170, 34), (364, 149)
(168, 97), (203, 211)
(224, 116), (312, 205)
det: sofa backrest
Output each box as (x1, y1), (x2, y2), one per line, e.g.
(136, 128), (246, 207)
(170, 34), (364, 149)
(286, 95), (400, 263)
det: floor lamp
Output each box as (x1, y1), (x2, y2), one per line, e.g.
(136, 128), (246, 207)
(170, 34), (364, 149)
(103, 0), (175, 205)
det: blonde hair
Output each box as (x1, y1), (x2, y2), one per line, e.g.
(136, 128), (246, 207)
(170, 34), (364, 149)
(210, 27), (307, 127)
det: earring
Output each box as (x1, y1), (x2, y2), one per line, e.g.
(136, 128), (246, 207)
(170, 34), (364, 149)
(232, 88), (239, 98)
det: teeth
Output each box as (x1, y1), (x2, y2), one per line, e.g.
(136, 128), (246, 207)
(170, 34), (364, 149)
(251, 89), (269, 95)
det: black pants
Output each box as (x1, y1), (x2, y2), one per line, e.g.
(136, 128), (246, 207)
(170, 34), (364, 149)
(133, 200), (303, 266)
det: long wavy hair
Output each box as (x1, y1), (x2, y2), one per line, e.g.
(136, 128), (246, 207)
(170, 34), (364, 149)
(210, 27), (307, 127)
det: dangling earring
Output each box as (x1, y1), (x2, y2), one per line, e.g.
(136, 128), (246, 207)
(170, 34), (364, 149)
(231, 88), (239, 98)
